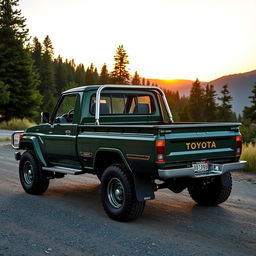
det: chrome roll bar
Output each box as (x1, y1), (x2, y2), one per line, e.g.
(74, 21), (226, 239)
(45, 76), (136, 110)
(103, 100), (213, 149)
(95, 84), (173, 125)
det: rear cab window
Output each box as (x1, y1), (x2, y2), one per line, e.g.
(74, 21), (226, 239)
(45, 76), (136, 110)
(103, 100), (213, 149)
(90, 93), (156, 115)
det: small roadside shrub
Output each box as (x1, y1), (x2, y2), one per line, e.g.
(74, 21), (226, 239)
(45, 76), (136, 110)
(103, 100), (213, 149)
(240, 119), (256, 143)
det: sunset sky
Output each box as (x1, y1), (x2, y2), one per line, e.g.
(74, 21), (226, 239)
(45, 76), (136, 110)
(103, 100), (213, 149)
(19, 0), (256, 81)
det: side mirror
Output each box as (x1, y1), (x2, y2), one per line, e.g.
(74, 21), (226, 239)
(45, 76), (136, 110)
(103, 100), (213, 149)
(41, 112), (50, 123)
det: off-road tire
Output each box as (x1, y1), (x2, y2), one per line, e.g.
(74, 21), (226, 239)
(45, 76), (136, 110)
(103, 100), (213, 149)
(101, 163), (145, 221)
(19, 150), (49, 195)
(188, 172), (232, 206)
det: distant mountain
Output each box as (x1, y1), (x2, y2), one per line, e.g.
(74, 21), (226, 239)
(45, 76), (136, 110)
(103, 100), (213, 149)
(209, 70), (256, 114)
(148, 70), (256, 114)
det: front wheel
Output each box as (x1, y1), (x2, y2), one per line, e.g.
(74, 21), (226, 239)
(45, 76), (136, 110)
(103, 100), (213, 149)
(188, 172), (232, 206)
(100, 163), (145, 221)
(19, 151), (49, 195)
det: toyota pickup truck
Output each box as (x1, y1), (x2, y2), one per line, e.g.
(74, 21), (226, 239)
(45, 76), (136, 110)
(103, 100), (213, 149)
(11, 84), (247, 221)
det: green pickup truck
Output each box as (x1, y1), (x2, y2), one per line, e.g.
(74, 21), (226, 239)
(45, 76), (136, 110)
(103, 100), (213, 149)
(12, 84), (247, 221)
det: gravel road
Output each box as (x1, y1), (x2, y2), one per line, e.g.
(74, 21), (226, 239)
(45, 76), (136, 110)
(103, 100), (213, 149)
(0, 141), (255, 256)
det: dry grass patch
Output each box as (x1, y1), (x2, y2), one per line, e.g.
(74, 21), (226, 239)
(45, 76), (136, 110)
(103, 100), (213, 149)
(241, 143), (256, 173)
(0, 118), (36, 130)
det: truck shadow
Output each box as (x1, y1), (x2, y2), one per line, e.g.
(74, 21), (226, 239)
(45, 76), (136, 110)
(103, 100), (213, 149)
(136, 190), (238, 236)
(45, 179), (103, 214)
(7, 178), (238, 233)
(44, 179), (236, 230)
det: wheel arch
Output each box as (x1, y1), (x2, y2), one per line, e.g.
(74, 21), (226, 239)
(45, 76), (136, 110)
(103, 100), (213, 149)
(93, 148), (132, 177)
(94, 148), (155, 201)
(19, 136), (47, 167)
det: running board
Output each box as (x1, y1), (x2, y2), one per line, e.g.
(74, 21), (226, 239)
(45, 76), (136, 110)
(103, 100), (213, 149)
(42, 166), (84, 175)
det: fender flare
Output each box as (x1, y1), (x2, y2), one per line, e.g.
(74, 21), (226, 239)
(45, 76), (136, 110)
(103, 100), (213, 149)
(94, 147), (132, 172)
(94, 147), (155, 201)
(19, 136), (47, 167)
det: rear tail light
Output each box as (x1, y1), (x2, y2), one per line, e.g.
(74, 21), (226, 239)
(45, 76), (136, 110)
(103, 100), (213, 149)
(156, 139), (165, 163)
(236, 136), (242, 156)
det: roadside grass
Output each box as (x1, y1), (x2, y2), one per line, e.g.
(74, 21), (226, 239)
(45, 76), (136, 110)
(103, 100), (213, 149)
(0, 137), (10, 142)
(0, 118), (36, 130)
(241, 143), (256, 173)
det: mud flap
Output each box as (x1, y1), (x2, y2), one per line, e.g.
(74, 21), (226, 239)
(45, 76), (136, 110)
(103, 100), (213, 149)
(133, 173), (155, 201)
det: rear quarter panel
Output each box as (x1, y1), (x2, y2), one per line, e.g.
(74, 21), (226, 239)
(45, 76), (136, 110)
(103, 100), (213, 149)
(77, 126), (157, 176)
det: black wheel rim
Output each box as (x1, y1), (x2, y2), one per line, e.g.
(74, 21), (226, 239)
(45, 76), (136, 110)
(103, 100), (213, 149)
(107, 177), (124, 209)
(23, 161), (34, 185)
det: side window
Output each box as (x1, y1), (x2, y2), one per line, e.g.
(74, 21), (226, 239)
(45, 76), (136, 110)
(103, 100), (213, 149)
(54, 95), (77, 123)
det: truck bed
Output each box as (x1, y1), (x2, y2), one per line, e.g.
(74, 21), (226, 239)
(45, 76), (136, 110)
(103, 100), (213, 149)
(78, 122), (240, 173)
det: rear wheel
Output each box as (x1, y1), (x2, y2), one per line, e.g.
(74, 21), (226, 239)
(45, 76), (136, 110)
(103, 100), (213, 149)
(188, 172), (232, 206)
(101, 163), (145, 221)
(19, 151), (49, 195)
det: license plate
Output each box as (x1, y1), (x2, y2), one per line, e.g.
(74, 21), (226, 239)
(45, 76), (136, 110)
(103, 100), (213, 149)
(192, 161), (209, 173)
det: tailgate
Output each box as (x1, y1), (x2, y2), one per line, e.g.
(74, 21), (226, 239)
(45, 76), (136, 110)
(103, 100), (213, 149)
(162, 123), (240, 163)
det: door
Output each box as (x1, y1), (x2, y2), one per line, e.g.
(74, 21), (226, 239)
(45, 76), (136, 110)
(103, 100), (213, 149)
(43, 94), (80, 168)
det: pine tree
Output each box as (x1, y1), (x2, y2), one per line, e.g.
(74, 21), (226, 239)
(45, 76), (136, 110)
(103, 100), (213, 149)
(31, 37), (42, 73)
(111, 45), (130, 84)
(66, 59), (76, 82)
(232, 112), (237, 122)
(237, 114), (242, 122)
(63, 81), (78, 91)
(0, 0), (41, 120)
(131, 71), (141, 85)
(75, 63), (86, 85)
(99, 63), (109, 84)
(0, 81), (10, 117)
(40, 35), (56, 112)
(204, 84), (217, 121)
(85, 63), (96, 85)
(189, 79), (205, 121)
(217, 84), (233, 121)
(243, 82), (256, 122)
(93, 67), (99, 84)
(180, 103), (190, 122)
(54, 55), (68, 96)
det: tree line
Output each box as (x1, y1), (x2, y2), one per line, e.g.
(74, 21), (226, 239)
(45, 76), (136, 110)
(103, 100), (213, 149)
(163, 80), (237, 122)
(0, 0), (256, 143)
(29, 37), (157, 113)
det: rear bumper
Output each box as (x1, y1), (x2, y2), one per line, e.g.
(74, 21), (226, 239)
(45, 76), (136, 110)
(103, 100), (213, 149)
(158, 160), (247, 180)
